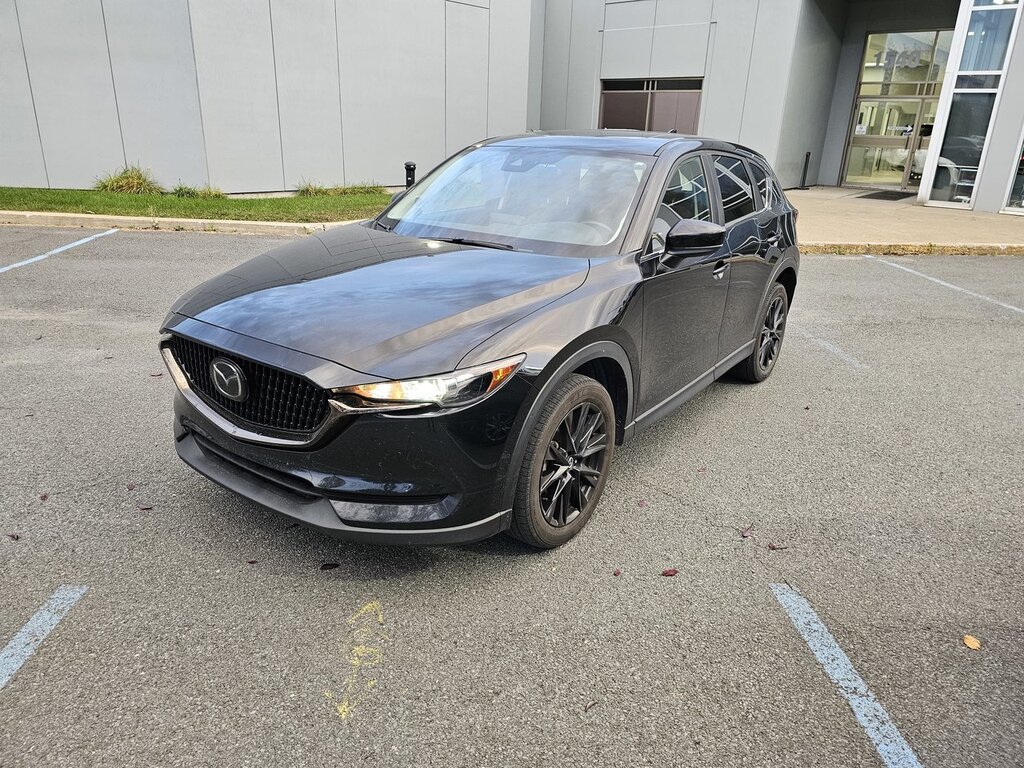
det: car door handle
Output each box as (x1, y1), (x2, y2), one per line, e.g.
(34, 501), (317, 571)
(712, 261), (730, 280)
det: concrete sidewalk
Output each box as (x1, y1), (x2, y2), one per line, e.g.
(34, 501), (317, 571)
(790, 186), (1024, 254)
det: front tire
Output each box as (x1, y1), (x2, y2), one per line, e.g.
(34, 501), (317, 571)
(732, 282), (789, 383)
(509, 374), (615, 549)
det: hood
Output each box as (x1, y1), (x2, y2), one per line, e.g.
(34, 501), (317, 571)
(167, 224), (589, 379)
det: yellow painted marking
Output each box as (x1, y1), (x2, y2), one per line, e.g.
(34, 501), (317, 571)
(325, 601), (389, 721)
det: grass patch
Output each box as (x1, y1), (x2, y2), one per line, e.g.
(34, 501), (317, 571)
(95, 165), (164, 195)
(0, 187), (392, 223)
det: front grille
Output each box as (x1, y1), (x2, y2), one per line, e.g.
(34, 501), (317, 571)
(168, 335), (330, 433)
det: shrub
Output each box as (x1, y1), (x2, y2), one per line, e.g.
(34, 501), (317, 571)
(295, 180), (327, 197)
(173, 183), (226, 199)
(329, 184), (386, 196)
(295, 181), (386, 197)
(95, 165), (163, 195)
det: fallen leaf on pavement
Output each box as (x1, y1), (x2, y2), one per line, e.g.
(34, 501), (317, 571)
(39, 493), (49, 502)
(127, 482), (136, 491)
(613, 569), (622, 577)
(137, 502), (153, 511)
(767, 542), (788, 551)
(149, 372), (164, 378)
(804, 405), (810, 410)
(247, 560), (258, 565)
(637, 499), (647, 507)
(963, 635), (981, 651)
(740, 524), (755, 539)
(320, 563), (340, 571)
(34, 335), (43, 341)
(584, 701), (598, 712)
(696, 466), (707, 474)
(7, 533), (19, 541)
(662, 568), (678, 577)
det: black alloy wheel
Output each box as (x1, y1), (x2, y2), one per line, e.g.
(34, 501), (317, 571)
(732, 282), (789, 383)
(759, 294), (786, 371)
(539, 401), (608, 528)
(510, 374), (615, 548)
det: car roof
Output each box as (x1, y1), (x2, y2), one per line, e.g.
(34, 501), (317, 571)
(482, 130), (761, 159)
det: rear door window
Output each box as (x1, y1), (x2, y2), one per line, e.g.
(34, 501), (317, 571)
(712, 155), (756, 223)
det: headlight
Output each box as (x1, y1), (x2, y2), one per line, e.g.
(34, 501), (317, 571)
(331, 354), (525, 414)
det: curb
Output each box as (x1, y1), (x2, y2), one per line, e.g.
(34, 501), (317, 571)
(0, 210), (361, 236)
(1, 211), (1021, 255)
(801, 242), (1024, 256)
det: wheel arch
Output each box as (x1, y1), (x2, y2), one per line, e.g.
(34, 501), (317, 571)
(494, 335), (636, 512)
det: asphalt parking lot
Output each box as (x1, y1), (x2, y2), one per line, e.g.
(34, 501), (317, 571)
(1, 225), (1022, 767)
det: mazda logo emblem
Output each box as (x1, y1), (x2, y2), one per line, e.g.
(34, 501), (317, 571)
(209, 357), (248, 402)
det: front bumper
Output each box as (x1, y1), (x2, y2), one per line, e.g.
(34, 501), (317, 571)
(176, 430), (510, 544)
(170, 369), (529, 545)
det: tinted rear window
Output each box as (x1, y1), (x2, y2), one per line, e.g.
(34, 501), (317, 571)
(712, 155), (756, 223)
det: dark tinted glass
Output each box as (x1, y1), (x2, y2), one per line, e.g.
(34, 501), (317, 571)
(712, 155), (756, 223)
(652, 156), (712, 236)
(748, 162), (777, 209)
(600, 92), (649, 130)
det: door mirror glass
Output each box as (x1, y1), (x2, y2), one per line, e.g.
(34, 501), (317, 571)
(665, 219), (726, 257)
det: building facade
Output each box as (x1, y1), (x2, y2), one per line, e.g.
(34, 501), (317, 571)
(1, 0), (1022, 214)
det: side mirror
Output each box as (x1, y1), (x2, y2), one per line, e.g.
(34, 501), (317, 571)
(390, 190), (406, 204)
(665, 219), (726, 258)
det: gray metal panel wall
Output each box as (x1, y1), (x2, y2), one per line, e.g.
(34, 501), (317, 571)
(0, 0), (47, 187)
(271, 0), (346, 188)
(446, 1), (489, 154)
(773, 0), (847, 187)
(0, 0), (540, 191)
(337, 0), (446, 184)
(189, 0), (284, 192)
(103, 0), (208, 188)
(17, 0), (125, 188)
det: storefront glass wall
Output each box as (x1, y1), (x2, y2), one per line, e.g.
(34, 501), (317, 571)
(928, 0), (1022, 204)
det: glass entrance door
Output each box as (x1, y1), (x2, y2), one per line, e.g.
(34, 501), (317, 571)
(843, 30), (952, 191)
(845, 98), (938, 190)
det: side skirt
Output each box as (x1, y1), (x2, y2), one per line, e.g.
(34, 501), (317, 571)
(623, 339), (755, 440)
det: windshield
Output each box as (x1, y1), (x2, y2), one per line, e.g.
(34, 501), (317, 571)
(379, 145), (651, 255)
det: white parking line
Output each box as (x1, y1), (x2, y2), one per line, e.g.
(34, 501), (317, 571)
(0, 228), (118, 274)
(865, 255), (1024, 315)
(0, 585), (88, 690)
(770, 583), (922, 768)
(792, 328), (869, 370)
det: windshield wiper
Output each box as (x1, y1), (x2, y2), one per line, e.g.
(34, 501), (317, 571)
(430, 236), (514, 251)
(372, 219), (392, 232)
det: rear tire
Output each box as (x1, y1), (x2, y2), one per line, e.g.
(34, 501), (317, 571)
(732, 282), (789, 383)
(509, 374), (615, 549)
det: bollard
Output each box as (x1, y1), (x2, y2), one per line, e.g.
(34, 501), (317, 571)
(404, 162), (417, 189)
(797, 152), (811, 190)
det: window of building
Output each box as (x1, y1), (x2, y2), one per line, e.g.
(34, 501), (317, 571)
(599, 79), (702, 134)
(1007, 134), (1024, 211)
(712, 156), (756, 223)
(928, 1), (1022, 205)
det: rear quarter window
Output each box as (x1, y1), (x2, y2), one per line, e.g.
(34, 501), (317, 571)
(712, 155), (756, 223)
